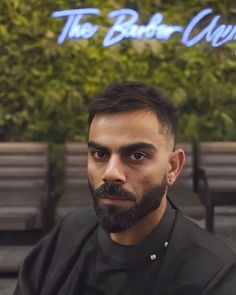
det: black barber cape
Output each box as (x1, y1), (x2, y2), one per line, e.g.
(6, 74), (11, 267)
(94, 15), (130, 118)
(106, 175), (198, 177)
(14, 205), (236, 295)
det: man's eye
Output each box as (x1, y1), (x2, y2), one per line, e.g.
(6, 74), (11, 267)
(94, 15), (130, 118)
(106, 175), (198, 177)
(130, 152), (146, 161)
(92, 150), (108, 160)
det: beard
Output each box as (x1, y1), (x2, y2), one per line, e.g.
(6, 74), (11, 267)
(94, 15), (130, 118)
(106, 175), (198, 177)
(89, 175), (168, 233)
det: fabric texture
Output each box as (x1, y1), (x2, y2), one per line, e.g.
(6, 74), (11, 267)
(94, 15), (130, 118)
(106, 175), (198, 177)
(14, 206), (236, 295)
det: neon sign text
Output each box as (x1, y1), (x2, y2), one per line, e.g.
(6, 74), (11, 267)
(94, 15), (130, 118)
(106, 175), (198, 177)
(182, 8), (236, 47)
(52, 8), (100, 44)
(52, 8), (236, 48)
(103, 9), (183, 46)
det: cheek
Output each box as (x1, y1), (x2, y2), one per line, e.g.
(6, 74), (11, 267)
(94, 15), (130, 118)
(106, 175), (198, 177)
(127, 173), (153, 196)
(130, 166), (166, 195)
(87, 161), (95, 184)
(87, 160), (103, 188)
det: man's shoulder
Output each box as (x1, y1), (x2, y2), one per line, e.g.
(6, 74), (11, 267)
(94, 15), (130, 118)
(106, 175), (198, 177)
(57, 206), (98, 239)
(178, 212), (235, 263)
(167, 212), (236, 292)
(14, 207), (99, 295)
(32, 206), (98, 256)
(158, 211), (236, 293)
(60, 206), (98, 231)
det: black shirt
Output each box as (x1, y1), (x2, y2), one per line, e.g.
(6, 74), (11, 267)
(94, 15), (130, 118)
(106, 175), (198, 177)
(78, 203), (176, 295)
(14, 203), (236, 295)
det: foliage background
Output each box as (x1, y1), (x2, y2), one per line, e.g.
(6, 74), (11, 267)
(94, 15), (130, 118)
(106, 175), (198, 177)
(0, 0), (236, 143)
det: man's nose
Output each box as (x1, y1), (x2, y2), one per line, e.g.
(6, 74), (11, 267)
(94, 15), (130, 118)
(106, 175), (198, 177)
(102, 155), (126, 184)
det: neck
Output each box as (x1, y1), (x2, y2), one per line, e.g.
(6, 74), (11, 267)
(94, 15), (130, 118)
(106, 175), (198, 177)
(110, 197), (167, 246)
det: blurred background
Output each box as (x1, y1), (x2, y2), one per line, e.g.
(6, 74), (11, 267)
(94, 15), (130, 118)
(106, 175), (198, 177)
(0, 0), (235, 293)
(1, 0), (236, 143)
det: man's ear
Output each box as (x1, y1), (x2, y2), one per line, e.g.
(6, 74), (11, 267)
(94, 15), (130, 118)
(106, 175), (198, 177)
(167, 148), (185, 186)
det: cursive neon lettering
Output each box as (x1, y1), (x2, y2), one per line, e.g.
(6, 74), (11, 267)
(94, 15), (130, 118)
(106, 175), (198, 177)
(182, 8), (236, 47)
(103, 9), (139, 46)
(208, 25), (236, 47)
(103, 9), (183, 46)
(182, 8), (216, 46)
(52, 8), (100, 44)
(52, 8), (236, 48)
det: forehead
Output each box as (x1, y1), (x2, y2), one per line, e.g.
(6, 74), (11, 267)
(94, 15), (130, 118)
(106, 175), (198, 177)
(89, 110), (171, 149)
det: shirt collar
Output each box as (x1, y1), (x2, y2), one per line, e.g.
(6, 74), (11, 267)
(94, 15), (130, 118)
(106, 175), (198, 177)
(98, 201), (176, 269)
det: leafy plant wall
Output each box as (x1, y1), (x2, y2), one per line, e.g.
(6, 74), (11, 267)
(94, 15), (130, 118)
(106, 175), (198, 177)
(1, 0), (236, 143)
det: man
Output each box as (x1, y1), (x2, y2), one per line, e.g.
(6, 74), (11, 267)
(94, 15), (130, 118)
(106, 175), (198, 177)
(14, 81), (236, 295)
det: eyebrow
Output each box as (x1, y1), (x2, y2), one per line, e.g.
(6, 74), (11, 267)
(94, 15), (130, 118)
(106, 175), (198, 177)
(88, 141), (109, 150)
(121, 142), (157, 154)
(88, 141), (157, 153)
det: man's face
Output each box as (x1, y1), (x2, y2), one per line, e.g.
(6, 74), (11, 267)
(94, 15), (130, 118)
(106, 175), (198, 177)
(88, 110), (173, 232)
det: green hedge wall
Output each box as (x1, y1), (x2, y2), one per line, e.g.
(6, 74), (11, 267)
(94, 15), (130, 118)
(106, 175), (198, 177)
(1, 0), (236, 142)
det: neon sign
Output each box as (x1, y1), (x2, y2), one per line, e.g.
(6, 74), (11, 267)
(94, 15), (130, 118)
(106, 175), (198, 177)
(51, 8), (236, 48)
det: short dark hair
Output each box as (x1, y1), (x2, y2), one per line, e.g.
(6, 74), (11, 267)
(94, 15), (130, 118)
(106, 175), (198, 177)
(88, 81), (178, 140)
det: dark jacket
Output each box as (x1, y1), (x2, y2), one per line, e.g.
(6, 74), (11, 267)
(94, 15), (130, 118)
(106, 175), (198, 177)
(14, 206), (236, 295)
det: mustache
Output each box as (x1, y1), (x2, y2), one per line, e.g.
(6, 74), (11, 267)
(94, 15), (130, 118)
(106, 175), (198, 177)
(93, 183), (136, 202)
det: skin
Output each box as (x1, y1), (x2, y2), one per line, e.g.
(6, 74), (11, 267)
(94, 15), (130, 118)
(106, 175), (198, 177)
(88, 109), (185, 245)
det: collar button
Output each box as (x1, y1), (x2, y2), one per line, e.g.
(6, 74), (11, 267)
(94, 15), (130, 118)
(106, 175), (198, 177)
(150, 254), (157, 261)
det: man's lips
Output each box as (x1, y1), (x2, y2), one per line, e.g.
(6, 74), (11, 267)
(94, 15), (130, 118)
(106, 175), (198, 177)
(99, 197), (134, 206)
